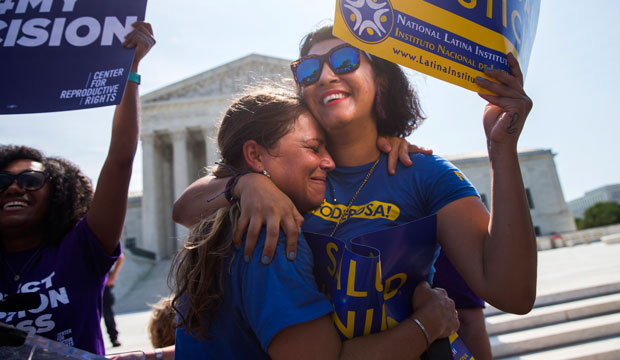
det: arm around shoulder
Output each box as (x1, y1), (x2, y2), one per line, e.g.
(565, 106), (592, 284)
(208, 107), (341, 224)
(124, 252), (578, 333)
(172, 175), (229, 227)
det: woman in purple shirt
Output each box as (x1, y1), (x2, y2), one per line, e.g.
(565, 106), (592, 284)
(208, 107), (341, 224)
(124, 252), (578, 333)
(0, 22), (155, 355)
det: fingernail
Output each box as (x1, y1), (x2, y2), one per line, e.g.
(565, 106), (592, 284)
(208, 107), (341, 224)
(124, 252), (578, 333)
(288, 252), (296, 260)
(485, 66), (493, 71)
(244, 255), (251, 263)
(261, 256), (271, 265)
(476, 76), (487, 82)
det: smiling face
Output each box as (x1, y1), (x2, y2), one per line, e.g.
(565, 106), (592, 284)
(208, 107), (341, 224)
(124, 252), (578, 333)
(300, 38), (379, 135)
(260, 112), (335, 212)
(0, 159), (52, 232)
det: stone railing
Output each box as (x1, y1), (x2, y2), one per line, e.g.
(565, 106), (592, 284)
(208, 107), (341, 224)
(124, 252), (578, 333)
(536, 223), (620, 250)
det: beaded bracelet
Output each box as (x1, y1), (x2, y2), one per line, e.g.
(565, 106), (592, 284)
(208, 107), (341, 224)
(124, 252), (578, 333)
(224, 171), (249, 204)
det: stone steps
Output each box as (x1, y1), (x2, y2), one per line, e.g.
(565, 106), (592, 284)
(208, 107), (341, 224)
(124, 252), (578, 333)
(486, 292), (620, 336)
(484, 282), (620, 317)
(491, 311), (620, 358)
(485, 279), (620, 359)
(499, 336), (620, 360)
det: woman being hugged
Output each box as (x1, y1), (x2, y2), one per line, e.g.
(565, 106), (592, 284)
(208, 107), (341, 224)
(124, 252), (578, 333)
(0, 22), (155, 355)
(171, 88), (458, 359)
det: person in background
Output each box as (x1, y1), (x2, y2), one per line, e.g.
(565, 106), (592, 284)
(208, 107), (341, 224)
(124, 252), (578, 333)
(0, 22), (155, 356)
(103, 253), (125, 347)
(148, 297), (176, 349)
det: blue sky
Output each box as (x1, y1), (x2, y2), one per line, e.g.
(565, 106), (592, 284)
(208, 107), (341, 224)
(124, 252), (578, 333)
(1, 0), (618, 202)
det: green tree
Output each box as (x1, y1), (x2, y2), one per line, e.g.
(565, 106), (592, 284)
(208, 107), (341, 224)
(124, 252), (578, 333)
(574, 217), (584, 230)
(580, 202), (620, 229)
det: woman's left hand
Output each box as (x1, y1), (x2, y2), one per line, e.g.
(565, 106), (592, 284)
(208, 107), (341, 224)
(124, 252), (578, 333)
(475, 52), (532, 151)
(377, 136), (433, 175)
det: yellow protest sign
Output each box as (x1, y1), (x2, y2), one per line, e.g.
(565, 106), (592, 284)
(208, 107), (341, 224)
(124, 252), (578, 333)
(334, 0), (539, 93)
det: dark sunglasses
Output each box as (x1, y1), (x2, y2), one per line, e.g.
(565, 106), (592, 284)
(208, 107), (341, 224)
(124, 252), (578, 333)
(290, 44), (370, 86)
(0, 170), (51, 193)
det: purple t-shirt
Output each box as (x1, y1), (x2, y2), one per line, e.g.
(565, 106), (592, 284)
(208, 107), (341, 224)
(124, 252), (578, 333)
(0, 217), (119, 355)
(433, 250), (485, 308)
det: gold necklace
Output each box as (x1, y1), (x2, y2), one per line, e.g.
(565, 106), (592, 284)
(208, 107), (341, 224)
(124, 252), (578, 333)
(330, 157), (380, 237)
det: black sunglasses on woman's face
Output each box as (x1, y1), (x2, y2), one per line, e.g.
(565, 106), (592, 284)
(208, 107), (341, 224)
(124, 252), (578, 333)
(0, 170), (51, 193)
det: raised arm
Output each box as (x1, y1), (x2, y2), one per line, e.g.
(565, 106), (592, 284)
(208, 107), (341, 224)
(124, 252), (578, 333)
(268, 282), (459, 360)
(87, 22), (155, 255)
(437, 53), (537, 314)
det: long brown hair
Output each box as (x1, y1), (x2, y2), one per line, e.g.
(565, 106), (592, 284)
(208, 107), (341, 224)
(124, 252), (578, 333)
(169, 87), (307, 339)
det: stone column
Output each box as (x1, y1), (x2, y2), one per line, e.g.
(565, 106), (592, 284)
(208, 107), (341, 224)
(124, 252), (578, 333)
(202, 126), (219, 168)
(171, 129), (190, 245)
(140, 132), (160, 256)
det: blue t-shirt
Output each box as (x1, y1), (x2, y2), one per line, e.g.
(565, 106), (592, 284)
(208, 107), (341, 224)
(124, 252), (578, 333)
(304, 153), (480, 302)
(305, 153), (477, 241)
(175, 229), (333, 359)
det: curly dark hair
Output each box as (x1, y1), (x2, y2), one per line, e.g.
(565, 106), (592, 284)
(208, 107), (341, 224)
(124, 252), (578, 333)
(298, 25), (425, 137)
(0, 145), (93, 246)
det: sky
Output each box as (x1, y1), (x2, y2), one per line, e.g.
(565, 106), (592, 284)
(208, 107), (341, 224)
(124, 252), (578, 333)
(1, 0), (619, 202)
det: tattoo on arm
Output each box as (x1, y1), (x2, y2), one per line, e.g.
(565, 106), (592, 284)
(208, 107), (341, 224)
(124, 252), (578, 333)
(506, 113), (519, 134)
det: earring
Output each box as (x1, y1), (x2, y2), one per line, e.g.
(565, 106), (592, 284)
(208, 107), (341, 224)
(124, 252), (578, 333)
(374, 90), (387, 120)
(261, 169), (271, 178)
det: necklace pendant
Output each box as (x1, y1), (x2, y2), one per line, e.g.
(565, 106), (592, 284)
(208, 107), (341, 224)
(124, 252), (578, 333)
(14, 274), (20, 282)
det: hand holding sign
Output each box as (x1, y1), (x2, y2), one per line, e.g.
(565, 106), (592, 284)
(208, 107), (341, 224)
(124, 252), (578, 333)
(123, 21), (156, 72)
(411, 282), (459, 344)
(476, 52), (532, 151)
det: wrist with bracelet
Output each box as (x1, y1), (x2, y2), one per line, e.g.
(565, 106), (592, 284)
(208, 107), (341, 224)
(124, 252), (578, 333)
(224, 171), (249, 204)
(128, 71), (141, 84)
(408, 315), (431, 350)
(206, 162), (272, 204)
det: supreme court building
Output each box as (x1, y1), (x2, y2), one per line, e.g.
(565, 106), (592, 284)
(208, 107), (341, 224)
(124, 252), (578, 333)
(124, 54), (576, 260)
(135, 54), (291, 259)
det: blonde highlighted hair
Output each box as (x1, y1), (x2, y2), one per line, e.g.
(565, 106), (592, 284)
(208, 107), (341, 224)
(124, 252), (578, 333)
(148, 297), (176, 348)
(169, 86), (308, 339)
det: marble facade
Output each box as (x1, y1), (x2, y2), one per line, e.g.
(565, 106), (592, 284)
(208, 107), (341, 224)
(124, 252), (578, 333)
(137, 54), (291, 259)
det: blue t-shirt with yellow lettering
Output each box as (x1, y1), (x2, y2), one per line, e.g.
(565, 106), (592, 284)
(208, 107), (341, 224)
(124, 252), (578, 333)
(304, 153), (481, 305)
(305, 153), (477, 241)
(174, 229), (333, 359)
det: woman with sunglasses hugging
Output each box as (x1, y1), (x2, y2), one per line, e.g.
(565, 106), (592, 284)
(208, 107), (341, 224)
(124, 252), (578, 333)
(171, 87), (459, 359)
(174, 25), (537, 358)
(0, 22), (155, 355)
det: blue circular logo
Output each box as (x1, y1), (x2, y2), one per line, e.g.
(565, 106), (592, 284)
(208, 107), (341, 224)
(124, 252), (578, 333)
(340, 0), (394, 44)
